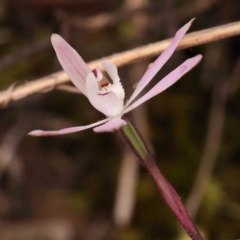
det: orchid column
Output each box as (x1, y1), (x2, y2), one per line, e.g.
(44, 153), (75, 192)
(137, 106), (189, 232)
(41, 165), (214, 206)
(29, 19), (203, 240)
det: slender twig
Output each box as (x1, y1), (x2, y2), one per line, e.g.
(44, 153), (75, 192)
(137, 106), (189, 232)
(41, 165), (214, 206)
(1, 21), (240, 107)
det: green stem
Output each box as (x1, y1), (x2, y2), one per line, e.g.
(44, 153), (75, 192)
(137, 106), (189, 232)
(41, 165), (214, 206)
(120, 117), (203, 240)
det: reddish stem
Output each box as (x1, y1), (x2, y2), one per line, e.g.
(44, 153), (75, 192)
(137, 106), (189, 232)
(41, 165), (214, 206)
(120, 118), (203, 240)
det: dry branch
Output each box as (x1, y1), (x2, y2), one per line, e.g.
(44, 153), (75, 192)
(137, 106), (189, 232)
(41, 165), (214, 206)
(1, 21), (240, 107)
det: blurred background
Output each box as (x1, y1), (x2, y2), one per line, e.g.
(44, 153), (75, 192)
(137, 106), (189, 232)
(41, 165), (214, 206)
(0, 0), (240, 239)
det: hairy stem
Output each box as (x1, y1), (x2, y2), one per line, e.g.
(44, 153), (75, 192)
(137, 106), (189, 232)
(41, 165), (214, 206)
(120, 118), (203, 240)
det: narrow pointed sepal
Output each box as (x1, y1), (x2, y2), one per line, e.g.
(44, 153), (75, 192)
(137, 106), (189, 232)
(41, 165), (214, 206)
(124, 54), (202, 114)
(28, 119), (110, 136)
(125, 18), (195, 107)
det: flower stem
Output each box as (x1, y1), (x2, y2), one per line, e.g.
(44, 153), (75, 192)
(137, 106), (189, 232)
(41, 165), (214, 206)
(120, 118), (203, 240)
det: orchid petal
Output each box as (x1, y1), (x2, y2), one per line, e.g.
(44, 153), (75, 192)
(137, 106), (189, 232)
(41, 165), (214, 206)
(102, 62), (120, 84)
(125, 19), (195, 107)
(93, 118), (127, 133)
(123, 55), (202, 114)
(28, 118), (111, 137)
(102, 62), (125, 100)
(85, 72), (124, 117)
(51, 34), (91, 95)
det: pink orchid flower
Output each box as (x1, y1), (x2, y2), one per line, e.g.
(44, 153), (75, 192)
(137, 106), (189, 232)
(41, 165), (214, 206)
(29, 19), (202, 137)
